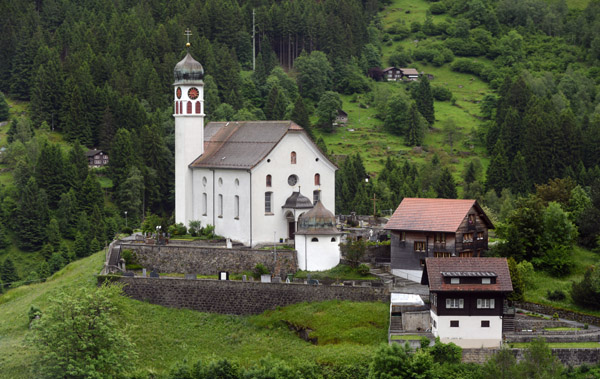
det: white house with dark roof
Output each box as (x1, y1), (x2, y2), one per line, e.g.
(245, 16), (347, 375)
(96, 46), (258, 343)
(421, 257), (513, 348)
(173, 51), (337, 247)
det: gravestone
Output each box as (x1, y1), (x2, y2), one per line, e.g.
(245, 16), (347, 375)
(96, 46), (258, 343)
(242, 275), (247, 282)
(308, 279), (319, 286)
(150, 271), (160, 278)
(272, 276), (281, 283)
(185, 274), (196, 280)
(142, 268), (147, 277)
(261, 274), (271, 283)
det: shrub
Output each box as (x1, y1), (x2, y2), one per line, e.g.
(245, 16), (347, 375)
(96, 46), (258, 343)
(188, 220), (201, 237)
(432, 86), (453, 101)
(253, 263), (269, 280)
(168, 223), (187, 236)
(420, 336), (431, 349)
(28, 305), (42, 324)
(571, 265), (600, 310)
(429, 2), (447, 14)
(122, 226), (133, 235)
(340, 238), (366, 268)
(357, 264), (370, 276)
(429, 338), (462, 364)
(546, 289), (566, 302)
(202, 224), (215, 238)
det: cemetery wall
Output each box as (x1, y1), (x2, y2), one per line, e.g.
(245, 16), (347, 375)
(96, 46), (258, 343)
(102, 276), (388, 315)
(462, 348), (600, 366)
(120, 243), (297, 277)
(515, 302), (600, 327)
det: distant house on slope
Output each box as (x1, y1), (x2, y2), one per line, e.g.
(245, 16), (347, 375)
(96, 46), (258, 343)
(384, 198), (494, 282)
(421, 257), (513, 348)
(400, 68), (420, 81)
(335, 109), (348, 125)
(383, 67), (402, 81)
(86, 149), (109, 168)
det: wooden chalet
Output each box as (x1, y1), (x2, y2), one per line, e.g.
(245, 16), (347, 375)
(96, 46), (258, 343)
(421, 257), (514, 348)
(400, 68), (420, 81)
(86, 149), (109, 168)
(383, 67), (402, 81)
(335, 109), (348, 125)
(384, 198), (494, 281)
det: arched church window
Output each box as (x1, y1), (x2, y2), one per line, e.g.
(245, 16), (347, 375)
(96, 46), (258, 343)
(311, 237), (319, 242)
(187, 101), (192, 114)
(234, 195), (239, 219)
(202, 193), (207, 216)
(291, 151), (296, 164)
(174, 102), (178, 114)
(218, 194), (223, 218)
(265, 192), (273, 214)
(195, 101), (201, 114)
(314, 173), (320, 186)
(266, 175), (272, 187)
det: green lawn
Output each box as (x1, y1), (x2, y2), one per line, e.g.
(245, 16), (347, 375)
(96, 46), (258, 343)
(294, 264), (379, 281)
(544, 327), (581, 331)
(0, 252), (388, 378)
(524, 246), (600, 318)
(390, 334), (426, 340)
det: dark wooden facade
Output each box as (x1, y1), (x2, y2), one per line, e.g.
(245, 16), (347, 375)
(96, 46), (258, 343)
(389, 204), (491, 271)
(86, 149), (109, 168)
(383, 67), (402, 81)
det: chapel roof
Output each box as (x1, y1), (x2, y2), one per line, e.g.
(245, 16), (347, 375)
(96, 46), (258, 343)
(189, 120), (333, 170)
(296, 201), (341, 235)
(421, 257), (513, 293)
(282, 191), (314, 209)
(385, 198), (494, 233)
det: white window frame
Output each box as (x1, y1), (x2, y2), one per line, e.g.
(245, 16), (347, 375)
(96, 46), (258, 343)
(476, 298), (495, 309)
(446, 298), (464, 309)
(265, 192), (272, 214)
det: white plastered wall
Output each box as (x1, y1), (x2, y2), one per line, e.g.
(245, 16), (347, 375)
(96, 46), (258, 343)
(431, 311), (502, 348)
(295, 234), (341, 271)
(251, 132), (336, 246)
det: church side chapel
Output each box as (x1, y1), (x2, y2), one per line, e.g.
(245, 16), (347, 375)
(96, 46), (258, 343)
(173, 40), (340, 271)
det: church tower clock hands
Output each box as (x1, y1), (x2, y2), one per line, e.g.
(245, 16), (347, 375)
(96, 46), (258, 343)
(174, 29), (205, 225)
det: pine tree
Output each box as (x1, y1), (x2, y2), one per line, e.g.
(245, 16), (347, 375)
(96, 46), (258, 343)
(0, 221), (11, 249)
(57, 189), (79, 238)
(486, 143), (510, 196)
(290, 96), (311, 136)
(0, 91), (9, 122)
(108, 128), (136, 188)
(414, 75), (435, 124)
(509, 152), (530, 195)
(66, 143), (89, 192)
(406, 103), (425, 146)
(1, 257), (19, 287)
(46, 218), (61, 248)
(436, 168), (458, 199)
(464, 161), (477, 184)
(30, 46), (64, 129)
(6, 118), (17, 143)
(74, 231), (89, 258)
(78, 173), (104, 215)
(15, 178), (49, 251)
(36, 143), (66, 207)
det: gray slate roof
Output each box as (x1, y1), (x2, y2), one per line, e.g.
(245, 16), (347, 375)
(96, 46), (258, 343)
(190, 121), (322, 170)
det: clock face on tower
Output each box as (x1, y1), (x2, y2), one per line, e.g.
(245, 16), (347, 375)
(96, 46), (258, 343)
(188, 87), (199, 100)
(176, 87), (182, 99)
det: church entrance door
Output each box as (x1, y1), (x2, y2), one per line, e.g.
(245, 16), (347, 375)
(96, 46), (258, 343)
(285, 211), (295, 240)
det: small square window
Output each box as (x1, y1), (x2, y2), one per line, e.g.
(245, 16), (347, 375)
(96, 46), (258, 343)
(481, 320), (490, 327)
(450, 320), (459, 327)
(482, 278), (491, 284)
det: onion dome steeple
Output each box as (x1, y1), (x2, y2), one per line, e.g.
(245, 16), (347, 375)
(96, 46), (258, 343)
(174, 53), (204, 82)
(296, 200), (341, 235)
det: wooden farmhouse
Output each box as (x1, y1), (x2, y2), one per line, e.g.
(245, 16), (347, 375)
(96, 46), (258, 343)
(400, 68), (420, 81)
(421, 257), (514, 348)
(335, 109), (348, 125)
(383, 67), (402, 81)
(384, 198), (494, 282)
(86, 149), (109, 168)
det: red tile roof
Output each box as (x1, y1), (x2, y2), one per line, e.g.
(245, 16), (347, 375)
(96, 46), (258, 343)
(422, 257), (513, 293)
(384, 198), (493, 232)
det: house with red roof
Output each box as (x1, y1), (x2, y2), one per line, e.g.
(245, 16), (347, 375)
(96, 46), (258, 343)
(421, 257), (513, 348)
(384, 198), (494, 281)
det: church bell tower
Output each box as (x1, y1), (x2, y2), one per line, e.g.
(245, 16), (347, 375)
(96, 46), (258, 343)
(174, 33), (205, 225)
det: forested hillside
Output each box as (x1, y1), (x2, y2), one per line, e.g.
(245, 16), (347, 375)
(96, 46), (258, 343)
(0, 0), (600, 301)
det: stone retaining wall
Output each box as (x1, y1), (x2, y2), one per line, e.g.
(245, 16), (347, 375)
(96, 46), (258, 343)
(102, 276), (388, 315)
(462, 348), (600, 366)
(120, 243), (297, 277)
(515, 317), (572, 331)
(505, 331), (600, 343)
(515, 302), (600, 327)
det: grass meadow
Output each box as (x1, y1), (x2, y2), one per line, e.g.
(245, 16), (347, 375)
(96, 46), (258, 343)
(0, 251), (389, 378)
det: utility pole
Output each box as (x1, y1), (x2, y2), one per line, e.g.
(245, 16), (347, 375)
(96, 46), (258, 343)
(252, 9), (256, 71)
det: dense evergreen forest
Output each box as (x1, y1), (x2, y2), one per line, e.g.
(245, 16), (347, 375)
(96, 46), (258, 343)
(0, 0), (600, 304)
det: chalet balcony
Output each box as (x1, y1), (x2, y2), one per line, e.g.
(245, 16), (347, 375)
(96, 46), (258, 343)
(433, 242), (453, 253)
(461, 240), (487, 250)
(466, 221), (476, 231)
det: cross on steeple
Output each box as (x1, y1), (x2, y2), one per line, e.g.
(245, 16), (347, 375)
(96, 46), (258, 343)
(184, 28), (192, 47)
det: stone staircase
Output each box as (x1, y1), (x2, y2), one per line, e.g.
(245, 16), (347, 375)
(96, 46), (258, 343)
(389, 315), (403, 333)
(502, 316), (516, 333)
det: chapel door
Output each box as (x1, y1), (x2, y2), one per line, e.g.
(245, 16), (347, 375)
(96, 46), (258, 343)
(288, 221), (295, 240)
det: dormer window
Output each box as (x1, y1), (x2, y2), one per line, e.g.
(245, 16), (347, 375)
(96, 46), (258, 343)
(450, 277), (460, 284)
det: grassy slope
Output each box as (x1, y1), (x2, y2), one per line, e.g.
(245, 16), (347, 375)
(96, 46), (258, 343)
(523, 246), (600, 317)
(317, 0), (491, 188)
(0, 252), (388, 378)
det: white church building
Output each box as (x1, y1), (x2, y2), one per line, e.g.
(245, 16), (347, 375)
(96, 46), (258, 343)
(173, 51), (339, 257)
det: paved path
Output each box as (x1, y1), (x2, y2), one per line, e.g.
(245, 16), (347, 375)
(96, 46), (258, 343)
(369, 266), (430, 296)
